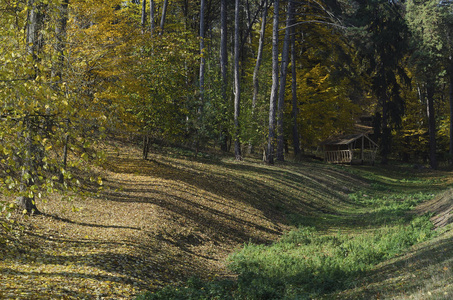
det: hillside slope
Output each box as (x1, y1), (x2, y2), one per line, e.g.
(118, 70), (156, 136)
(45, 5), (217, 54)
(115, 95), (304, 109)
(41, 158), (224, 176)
(1, 141), (452, 299)
(330, 187), (453, 300)
(0, 141), (369, 299)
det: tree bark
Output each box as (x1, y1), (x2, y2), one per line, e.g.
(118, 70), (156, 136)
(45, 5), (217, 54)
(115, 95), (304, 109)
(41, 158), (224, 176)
(199, 0), (206, 107)
(380, 99), (390, 165)
(16, 119), (41, 214)
(427, 83), (438, 169)
(276, 0), (293, 162)
(252, 0), (268, 112)
(220, 0), (229, 152)
(150, 0), (155, 34)
(291, 25), (301, 158)
(18, 0), (46, 214)
(26, 0), (45, 78)
(244, 0), (254, 50)
(267, 0), (279, 164)
(159, 0), (168, 35)
(141, 0), (147, 33)
(449, 62), (453, 166)
(51, 0), (68, 85)
(234, 0), (242, 160)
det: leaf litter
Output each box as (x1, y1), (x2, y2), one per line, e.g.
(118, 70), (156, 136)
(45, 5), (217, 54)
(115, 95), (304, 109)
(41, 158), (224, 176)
(0, 141), (294, 299)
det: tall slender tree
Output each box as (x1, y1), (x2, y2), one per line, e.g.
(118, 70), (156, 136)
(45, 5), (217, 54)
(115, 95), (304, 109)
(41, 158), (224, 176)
(220, 0), (229, 152)
(150, 0), (155, 34)
(141, 0), (147, 33)
(267, 0), (279, 164)
(200, 0), (206, 107)
(52, 0), (69, 85)
(252, 0), (268, 112)
(291, 19), (301, 157)
(16, 0), (48, 214)
(234, 0), (242, 160)
(276, 0), (294, 161)
(160, 0), (169, 35)
(406, 0), (444, 169)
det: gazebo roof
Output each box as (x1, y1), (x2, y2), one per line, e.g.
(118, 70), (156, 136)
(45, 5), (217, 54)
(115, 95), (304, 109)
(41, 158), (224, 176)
(320, 133), (366, 146)
(320, 124), (378, 147)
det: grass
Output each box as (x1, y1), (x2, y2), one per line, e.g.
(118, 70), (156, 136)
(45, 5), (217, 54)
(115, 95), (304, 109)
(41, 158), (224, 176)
(135, 153), (453, 299)
(1, 140), (453, 299)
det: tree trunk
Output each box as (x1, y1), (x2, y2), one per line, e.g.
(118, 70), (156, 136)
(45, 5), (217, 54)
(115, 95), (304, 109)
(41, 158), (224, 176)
(26, 0), (45, 78)
(291, 26), (301, 158)
(18, 0), (46, 214)
(150, 0), (155, 34)
(449, 63), (453, 166)
(380, 100), (390, 165)
(276, 0), (293, 162)
(267, 0), (279, 164)
(141, 0), (147, 33)
(427, 83), (438, 169)
(234, 0), (242, 160)
(143, 135), (150, 160)
(199, 0), (206, 107)
(220, 0), (229, 152)
(16, 119), (41, 215)
(159, 0), (168, 35)
(244, 0), (254, 50)
(51, 0), (68, 85)
(252, 0), (268, 112)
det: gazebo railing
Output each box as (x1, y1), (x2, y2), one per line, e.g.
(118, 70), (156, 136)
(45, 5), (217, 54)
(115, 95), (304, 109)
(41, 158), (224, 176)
(325, 150), (352, 163)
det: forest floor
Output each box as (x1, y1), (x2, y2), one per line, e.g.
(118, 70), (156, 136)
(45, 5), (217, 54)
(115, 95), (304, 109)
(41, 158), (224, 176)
(1, 139), (453, 299)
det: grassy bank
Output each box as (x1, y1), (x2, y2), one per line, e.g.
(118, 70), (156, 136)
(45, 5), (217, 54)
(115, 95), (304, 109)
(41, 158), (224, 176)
(136, 157), (453, 300)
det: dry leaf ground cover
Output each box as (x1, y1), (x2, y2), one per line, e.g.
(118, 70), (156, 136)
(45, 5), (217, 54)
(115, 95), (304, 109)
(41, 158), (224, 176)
(0, 140), (367, 299)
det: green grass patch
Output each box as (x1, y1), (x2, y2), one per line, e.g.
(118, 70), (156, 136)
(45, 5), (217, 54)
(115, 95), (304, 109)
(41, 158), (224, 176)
(226, 215), (435, 299)
(138, 214), (435, 300)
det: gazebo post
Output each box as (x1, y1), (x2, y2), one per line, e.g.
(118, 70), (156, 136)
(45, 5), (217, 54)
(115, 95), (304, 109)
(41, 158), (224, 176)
(361, 134), (364, 162)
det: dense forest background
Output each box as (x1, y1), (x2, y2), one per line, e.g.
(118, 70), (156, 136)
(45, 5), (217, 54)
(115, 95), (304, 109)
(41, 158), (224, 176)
(1, 0), (453, 212)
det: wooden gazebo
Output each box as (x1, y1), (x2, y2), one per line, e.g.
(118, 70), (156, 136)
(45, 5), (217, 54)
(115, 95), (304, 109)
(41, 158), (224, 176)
(321, 132), (378, 164)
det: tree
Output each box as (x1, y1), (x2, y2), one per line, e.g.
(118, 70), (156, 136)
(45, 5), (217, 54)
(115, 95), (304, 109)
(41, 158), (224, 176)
(234, 0), (242, 160)
(348, 0), (410, 164)
(267, 0), (279, 164)
(406, 0), (446, 169)
(276, 0), (294, 161)
(290, 15), (301, 157)
(220, 0), (229, 152)
(441, 4), (453, 164)
(160, 0), (169, 35)
(0, 0), (122, 215)
(252, 0), (268, 113)
(141, 0), (147, 33)
(150, 0), (156, 33)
